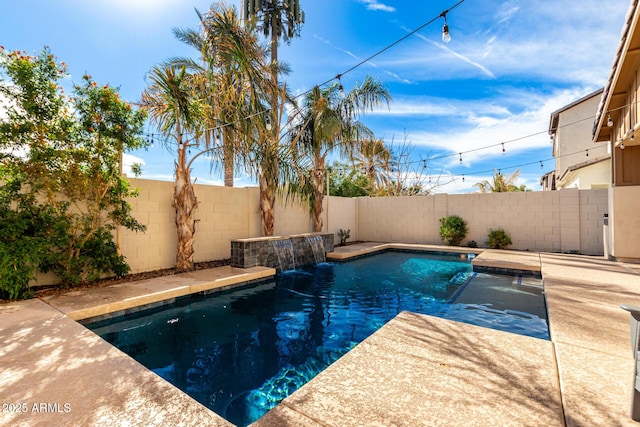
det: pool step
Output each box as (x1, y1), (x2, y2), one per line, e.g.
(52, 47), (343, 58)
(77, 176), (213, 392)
(512, 274), (544, 292)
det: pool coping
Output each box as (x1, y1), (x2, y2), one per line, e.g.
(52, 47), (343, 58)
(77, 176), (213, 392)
(43, 265), (276, 322)
(2, 243), (640, 426)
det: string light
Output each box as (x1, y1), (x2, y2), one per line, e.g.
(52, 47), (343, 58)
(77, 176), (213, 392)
(336, 74), (345, 99)
(540, 161), (544, 169)
(440, 10), (451, 43)
(138, 0), (640, 192)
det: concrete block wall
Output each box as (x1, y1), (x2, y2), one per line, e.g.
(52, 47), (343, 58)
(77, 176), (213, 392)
(120, 181), (610, 276)
(120, 179), (176, 273)
(33, 179), (611, 285)
(356, 189), (608, 255)
(121, 179), (261, 274)
(274, 197), (311, 237)
(326, 196), (358, 244)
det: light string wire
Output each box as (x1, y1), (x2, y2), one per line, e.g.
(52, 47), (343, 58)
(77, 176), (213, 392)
(137, 0), (622, 187)
(140, 0), (467, 145)
(143, 97), (623, 178)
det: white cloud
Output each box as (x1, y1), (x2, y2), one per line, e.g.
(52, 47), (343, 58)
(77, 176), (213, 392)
(122, 153), (145, 177)
(358, 0), (396, 13)
(312, 34), (411, 83)
(495, 0), (520, 25)
(382, 86), (595, 167)
(407, 30), (496, 79)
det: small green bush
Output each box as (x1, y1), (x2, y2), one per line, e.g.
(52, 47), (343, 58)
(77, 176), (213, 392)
(439, 215), (468, 246)
(466, 240), (478, 248)
(485, 228), (512, 249)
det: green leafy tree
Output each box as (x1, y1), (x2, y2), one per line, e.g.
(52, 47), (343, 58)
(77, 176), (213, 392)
(327, 164), (371, 197)
(0, 47), (148, 297)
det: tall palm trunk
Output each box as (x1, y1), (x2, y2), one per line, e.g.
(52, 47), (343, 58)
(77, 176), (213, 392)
(311, 156), (325, 232)
(173, 134), (198, 270)
(223, 138), (234, 187)
(259, 172), (276, 236)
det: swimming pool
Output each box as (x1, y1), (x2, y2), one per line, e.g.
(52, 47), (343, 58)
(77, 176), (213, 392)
(86, 250), (548, 426)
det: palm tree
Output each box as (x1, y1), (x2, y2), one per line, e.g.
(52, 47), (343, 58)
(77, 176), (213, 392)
(172, 3), (273, 187)
(140, 65), (202, 271)
(290, 76), (391, 231)
(351, 138), (390, 194)
(474, 169), (527, 193)
(244, 0), (304, 236)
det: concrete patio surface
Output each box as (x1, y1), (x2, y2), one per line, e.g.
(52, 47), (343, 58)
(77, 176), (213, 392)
(1, 244), (640, 426)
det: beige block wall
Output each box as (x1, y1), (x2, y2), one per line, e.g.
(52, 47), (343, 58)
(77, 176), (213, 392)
(274, 196), (311, 236)
(33, 179), (611, 285)
(116, 181), (614, 276)
(326, 196), (358, 244)
(121, 179), (262, 273)
(356, 189), (608, 255)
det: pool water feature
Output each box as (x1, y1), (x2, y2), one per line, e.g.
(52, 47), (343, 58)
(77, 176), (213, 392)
(86, 251), (548, 427)
(306, 235), (326, 264)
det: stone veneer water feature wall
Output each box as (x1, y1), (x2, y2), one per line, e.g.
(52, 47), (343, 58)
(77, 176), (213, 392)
(230, 233), (334, 270)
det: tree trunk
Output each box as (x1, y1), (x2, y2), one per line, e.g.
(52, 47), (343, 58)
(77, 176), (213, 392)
(223, 140), (234, 187)
(312, 161), (324, 232)
(259, 172), (275, 236)
(174, 147), (198, 271)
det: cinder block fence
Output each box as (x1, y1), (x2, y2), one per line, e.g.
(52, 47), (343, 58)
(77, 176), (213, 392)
(115, 179), (607, 276)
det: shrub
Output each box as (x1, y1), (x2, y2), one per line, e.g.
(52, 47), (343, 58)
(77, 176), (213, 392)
(337, 228), (351, 245)
(439, 215), (468, 246)
(485, 228), (512, 249)
(466, 240), (478, 248)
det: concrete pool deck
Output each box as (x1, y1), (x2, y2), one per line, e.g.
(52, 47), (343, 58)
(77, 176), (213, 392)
(1, 244), (640, 426)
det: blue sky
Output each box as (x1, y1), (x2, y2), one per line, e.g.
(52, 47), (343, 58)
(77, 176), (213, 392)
(0, 0), (631, 193)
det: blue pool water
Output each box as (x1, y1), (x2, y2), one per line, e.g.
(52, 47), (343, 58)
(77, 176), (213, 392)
(86, 251), (548, 426)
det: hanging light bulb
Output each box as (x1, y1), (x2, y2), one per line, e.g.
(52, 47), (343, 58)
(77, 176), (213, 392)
(540, 161), (544, 169)
(621, 142), (626, 150)
(632, 131), (635, 141)
(440, 10), (451, 43)
(459, 152), (462, 164)
(265, 115), (272, 131)
(586, 149), (589, 157)
(336, 74), (346, 99)
(607, 113), (613, 127)
(501, 142), (506, 154)
(462, 174), (465, 182)
(442, 22), (451, 43)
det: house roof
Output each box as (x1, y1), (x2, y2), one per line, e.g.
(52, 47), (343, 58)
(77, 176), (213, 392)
(556, 154), (611, 182)
(593, 0), (640, 142)
(548, 88), (603, 135)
